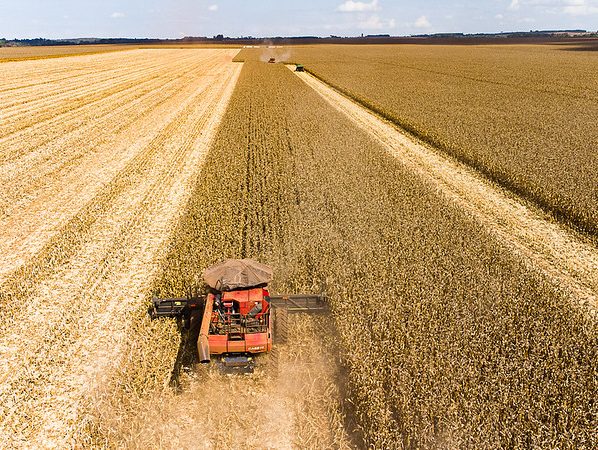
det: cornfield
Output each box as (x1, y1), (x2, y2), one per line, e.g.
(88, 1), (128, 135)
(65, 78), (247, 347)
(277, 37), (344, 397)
(287, 44), (598, 236)
(0, 45), (596, 449)
(93, 61), (597, 448)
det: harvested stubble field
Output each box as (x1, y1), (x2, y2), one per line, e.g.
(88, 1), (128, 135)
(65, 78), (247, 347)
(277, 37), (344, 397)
(0, 44), (133, 62)
(0, 48), (241, 447)
(0, 44), (596, 450)
(284, 44), (598, 235)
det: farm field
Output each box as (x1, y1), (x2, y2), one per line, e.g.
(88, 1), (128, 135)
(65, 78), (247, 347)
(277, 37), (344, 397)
(0, 44), (597, 449)
(0, 48), (241, 447)
(290, 64), (597, 309)
(0, 44), (244, 63)
(0, 44), (132, 61)
(286, 44), (598, 235)
(91, 60), (596, 448)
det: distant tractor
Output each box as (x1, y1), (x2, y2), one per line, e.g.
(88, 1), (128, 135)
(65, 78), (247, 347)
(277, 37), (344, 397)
(268, 57), (276, 63)
(295, 64), (304, 72)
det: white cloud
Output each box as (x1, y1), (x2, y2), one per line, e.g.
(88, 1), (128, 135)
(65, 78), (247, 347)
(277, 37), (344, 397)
(337, 0), (381, 13)
(562, 0), (598, 15)
(414, 15), (431, 29)
(495, 13), (505, 19)
(111, 12), (125, 19)
(506, 0), (598, 15)
(208, 4), (219, 12)
(358, 14), (395, 29)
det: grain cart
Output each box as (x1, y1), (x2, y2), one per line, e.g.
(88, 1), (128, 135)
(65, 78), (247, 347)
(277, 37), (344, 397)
(150, 259), (327, 373)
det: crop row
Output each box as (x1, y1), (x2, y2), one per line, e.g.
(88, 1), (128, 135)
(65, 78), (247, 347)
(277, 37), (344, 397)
(0, 53), (228, 284)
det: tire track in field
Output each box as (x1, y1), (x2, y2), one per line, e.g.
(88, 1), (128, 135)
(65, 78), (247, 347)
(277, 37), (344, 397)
(0, 65), (113, 94)
(0, 53), (241, 449)
(0, 61), (160, 126)
(0, 50), (203, 116)
(0, 51), (135, 90)
(0, 52), (232, 292)
(291, 66), (598, 314)
(0, 77), (210, 281)
(0, 51), (203, 137)
(0, 57), (147, 106)
(0, 62), (219, 327)
(0, 52), (216, 165)
(0, 46), (131, 67)
(0, 51), (197, 139)
(0, 48), (139, 82)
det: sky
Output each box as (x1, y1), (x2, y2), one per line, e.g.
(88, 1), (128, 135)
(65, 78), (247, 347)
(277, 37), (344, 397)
(1, 0), (597, 40)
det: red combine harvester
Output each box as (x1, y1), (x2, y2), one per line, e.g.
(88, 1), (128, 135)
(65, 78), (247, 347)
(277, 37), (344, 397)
(150, 259), (326, 372)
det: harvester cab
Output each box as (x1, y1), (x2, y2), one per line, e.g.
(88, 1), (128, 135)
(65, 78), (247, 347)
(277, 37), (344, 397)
(295, 64), (304, 72)
(268, 57), (276, 63)
(149, 259), (327, 373)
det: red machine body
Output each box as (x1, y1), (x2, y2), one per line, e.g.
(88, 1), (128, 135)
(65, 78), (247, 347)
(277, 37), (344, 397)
(207, 287), (273, 356)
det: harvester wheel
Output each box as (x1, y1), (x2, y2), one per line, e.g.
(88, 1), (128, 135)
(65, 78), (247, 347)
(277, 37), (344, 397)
(272, 306), (288, 344)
